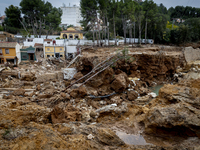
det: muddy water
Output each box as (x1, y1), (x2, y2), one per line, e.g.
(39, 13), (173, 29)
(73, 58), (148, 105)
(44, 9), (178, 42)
(149, 85), (164, 96)
(115, 131), (152, 145)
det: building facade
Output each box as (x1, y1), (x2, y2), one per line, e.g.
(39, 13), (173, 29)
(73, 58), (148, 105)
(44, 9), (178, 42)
(60, 27), (83, 40)
(44, 39), (65, 59)
(60, 5), (82, 27)
(20, 46), (36, 62)
(0, 31), (14, 42)
(0, 42), (21, 64)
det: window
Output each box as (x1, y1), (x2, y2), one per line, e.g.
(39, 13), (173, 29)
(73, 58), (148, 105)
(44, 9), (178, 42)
(5, 49), (9, 54)
(0, 49), (2, 54)
(22, 54), (27, 59)
(60, 48), (62, 51)
(47, 55), (50, 57)
(60, 55), (63, 57)
(47, 48), (50, 50)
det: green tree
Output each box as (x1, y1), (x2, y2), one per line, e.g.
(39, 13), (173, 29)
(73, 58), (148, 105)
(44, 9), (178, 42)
(135, 4), (144, 45)
(80, 0), (98, 45)
(20, 0), (62, 38)
(45, 7), (62, 38)
(142, 0), (157, 44)
(4, 5), (22, 33)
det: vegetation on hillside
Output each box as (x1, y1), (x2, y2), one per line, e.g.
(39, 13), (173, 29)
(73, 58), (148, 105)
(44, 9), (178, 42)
(80, 0), (200, 45)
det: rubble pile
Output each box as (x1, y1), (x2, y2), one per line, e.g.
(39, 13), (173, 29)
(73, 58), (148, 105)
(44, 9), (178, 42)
(0, 46), (200, 149)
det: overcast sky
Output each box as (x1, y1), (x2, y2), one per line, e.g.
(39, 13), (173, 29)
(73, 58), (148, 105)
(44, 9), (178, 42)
(0, 0), (199, 16)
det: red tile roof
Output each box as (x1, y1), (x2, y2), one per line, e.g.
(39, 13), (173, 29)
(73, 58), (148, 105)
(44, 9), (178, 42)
(44, 39), (52, 42)
(34, 43), (43, 47)
(61, 30), (82, 33)
(0, 42), (18, 48)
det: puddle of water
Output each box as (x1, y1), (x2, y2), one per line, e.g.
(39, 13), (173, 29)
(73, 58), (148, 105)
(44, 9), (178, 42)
(149, 85), (164, 96)
(116, 131), (152, 145)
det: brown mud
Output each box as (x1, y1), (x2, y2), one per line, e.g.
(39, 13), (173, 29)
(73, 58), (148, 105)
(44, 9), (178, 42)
(0, 45), (200, 149)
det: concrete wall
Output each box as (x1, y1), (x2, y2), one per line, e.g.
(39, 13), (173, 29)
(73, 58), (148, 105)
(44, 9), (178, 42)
(60, 6), (82, 27)
(65, 38), (154, 46)
(16, 43), (22, 64)
(184, 47), (200, 63)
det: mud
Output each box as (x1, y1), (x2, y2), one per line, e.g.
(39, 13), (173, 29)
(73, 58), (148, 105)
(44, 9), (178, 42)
(0, 45), (200, 149)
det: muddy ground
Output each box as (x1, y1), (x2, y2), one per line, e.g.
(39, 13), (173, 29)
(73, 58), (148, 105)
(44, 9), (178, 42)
(0, 44), (200, 150)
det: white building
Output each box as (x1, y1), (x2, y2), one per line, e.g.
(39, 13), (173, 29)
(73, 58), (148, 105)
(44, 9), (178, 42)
(60, 4), (82, 27)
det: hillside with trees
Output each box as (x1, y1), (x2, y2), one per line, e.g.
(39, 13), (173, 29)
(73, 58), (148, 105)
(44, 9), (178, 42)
(80, 0), (200, 45)
(3, 0), (62, 38)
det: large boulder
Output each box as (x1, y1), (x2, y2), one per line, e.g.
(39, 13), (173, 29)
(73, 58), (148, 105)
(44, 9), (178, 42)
(141, 81), (200, 138)
(111, 72), (129, 93)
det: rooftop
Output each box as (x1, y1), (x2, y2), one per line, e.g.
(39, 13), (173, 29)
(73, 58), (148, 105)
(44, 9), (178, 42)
(0, 42), (18, 48)
(44, 39), (52, 42)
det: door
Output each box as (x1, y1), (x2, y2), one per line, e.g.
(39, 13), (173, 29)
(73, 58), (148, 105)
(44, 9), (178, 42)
(55, 53), (60, 59)
(29, 54), (34, 61)
(1, 59), (4, 64)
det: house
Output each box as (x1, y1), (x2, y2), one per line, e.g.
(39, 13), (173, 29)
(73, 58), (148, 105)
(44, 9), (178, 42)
(24, 38), (44, 59)
(20, 46), (36, 62)
(0, 31), (15, 42)
(44, 39), (65, 59)
(60, 27), (83, 40)
(0, 42), (21, 64)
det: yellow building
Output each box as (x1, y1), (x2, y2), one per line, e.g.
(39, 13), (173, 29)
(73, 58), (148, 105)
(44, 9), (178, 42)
(44, 39), (65, 59)
(0, 31), (14, 42)
(60, 27), (83, 40)
(0, 42), (21, 64)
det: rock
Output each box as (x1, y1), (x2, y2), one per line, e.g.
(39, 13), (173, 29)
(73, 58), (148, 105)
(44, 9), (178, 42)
(96, 102), (128, 115)
(111, 72), (129, 93)
(90, 111), (97, 118)
(70, 86), (87, 98)
(141, 81), (200, 138)
(50, 104), (82, 124)
(97, 128), (125, 146)
(56, 71), (64, 80)
(73, 72), (84, 80)
(134, 95), (151, 105)
(111, 96), (123, 104)
(12, 88), (25, 96)
(20, 73), (36, 81)
(148, 92), (157, 98)
(35, 73), (57, 83)
(127, 90), (138, 101)
(87, 134), (94, 140)
(60, 92), (66, 98)
(37, 94), (53, 99)
(82, 111), (91, 122)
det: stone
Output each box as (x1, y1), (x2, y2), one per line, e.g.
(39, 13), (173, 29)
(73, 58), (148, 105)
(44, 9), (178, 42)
(73, 72), (84, 80)
(111, 72), (129, 93)
(12, 89), (25, 96)
(127, 90), (138, 101)
(87, 134), (94, 140)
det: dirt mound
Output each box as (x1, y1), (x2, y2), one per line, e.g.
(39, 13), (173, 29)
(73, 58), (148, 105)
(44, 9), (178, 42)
(51, 104), (82, 124)
(140, 80), (200, 138)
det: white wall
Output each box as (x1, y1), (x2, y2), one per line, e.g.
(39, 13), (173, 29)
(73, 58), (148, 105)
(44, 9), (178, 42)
(24, 38), (44, 47)
(66, 46), (77, 53)
(15, 43), (22, 64)
(60, 6), (82, 27)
